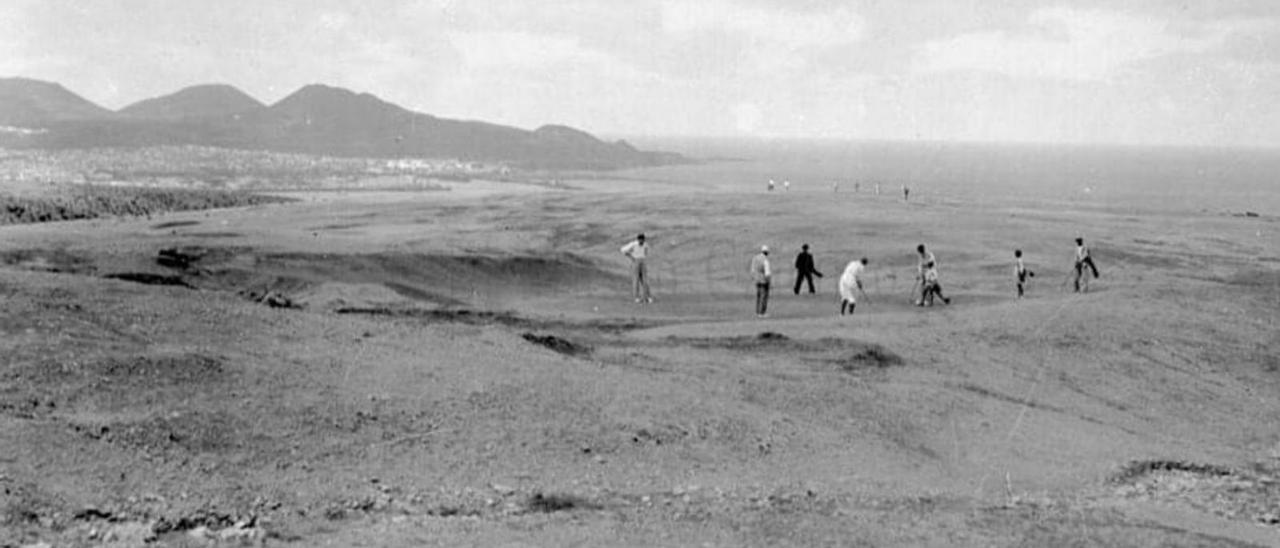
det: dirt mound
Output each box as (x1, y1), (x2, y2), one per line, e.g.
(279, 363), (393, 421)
(1110, 459), (1280, 528)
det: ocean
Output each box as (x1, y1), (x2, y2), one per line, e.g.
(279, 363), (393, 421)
(618, 137), (1280, 214)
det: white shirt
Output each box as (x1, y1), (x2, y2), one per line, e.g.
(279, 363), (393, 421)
(621, 240), (648, 260)
(917, 251), (936, 277)
(841, 261), (865, 285)
(750, 253), (772, 283)
(1075, 245), (1089, 262)
(839, 261), (865, 301)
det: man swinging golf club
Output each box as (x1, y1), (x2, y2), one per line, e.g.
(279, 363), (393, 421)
(839, 257), (869, 315)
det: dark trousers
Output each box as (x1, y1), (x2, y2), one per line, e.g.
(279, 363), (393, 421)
(922, 281), (947, 305)
(794, 272), (816, 294)
(755, 283), (770, 315)
(1074, 258), (1098, 291)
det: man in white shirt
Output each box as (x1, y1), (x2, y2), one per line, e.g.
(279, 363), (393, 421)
(620, 233), (652, 303)
(750, 245), (772, 317)
(839, 257), (868, 315)
(1073, 237), (1099, 293)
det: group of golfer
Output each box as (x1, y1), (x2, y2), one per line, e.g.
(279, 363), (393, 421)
(620, 233), (1101, 317)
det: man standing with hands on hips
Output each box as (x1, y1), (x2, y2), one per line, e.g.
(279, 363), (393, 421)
(620, 233), (653, 304)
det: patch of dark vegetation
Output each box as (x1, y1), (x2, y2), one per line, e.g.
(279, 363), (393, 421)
(187, 232), (242, 238)
(152, 508), (241, 533)
(521, 333), (591, 356)
(632, 425), (689, 446)
(425, 505), (481, 518)
(238, 289), (299, 309)
(524, 492), (601, 513)
(837, 345), (905, 371)
(678, 334), (871, 353)
(1109, 459), (1236, 484)
(335, 307), (659, 334)
(151, 220), (201, 229)
(0, 247), (95, 273)
(955, 383), (1066, 413)
(0, 187), (292, 225)
(309, 222), (366, 231)
(89, 354), (223, 383)
(157, 246), (209, 269)
(102, 272), (195, 288)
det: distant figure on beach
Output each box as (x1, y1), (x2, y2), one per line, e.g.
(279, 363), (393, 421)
(750, 245), (772, 317)
(903, 185), (910, 201)
(839, 257), (868, 315)
(793, 244), (823, 295)
(916, 244), (950, 306)
(875, 183), (881, 195)
(783, 180), (791, 192)
(832, 181), (839, 193)
(1014, 249), (1034, 298)
(768, 179), (775, 192)
(620, 233), (652, 304)
(1073, 237), (1099, 292)
(854, 182), (861, 193)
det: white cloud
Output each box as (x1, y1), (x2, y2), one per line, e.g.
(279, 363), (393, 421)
(914, 7), (1227, 81)
(447, 30), (586, 69)
(316, 11), (351, 31)
(661, 0), (865, 50)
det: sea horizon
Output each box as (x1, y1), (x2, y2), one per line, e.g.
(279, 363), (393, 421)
(613, 136), (1280, 215)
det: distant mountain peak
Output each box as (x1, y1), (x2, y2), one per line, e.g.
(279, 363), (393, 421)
(270, 84), (410, 117)
(534, 124), (602, 142)
(118, 83), (264, 120)
(0, 76), (115, 126)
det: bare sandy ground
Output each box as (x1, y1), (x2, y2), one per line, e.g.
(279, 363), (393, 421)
(2, 178), (1279, 546)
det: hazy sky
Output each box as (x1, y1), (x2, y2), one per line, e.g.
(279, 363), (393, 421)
(4, 0), (1279, 146)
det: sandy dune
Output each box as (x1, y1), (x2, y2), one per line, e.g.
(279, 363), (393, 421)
(2, 179), (1278, 546)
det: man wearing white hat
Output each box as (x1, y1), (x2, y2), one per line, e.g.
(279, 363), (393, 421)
(750, 245), (772, 317)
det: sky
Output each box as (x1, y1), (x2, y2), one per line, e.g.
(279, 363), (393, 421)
(3, 0), (1279, 147)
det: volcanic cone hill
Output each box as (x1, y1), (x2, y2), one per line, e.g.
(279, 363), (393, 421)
(0, 78), (685, 170)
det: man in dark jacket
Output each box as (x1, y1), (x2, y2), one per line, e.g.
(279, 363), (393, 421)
(793, 243), (823, 294)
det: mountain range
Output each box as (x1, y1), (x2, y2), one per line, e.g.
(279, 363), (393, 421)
(0, 77), (684, 170)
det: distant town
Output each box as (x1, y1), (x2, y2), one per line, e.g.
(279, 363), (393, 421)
(0, 145), (519, 192)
